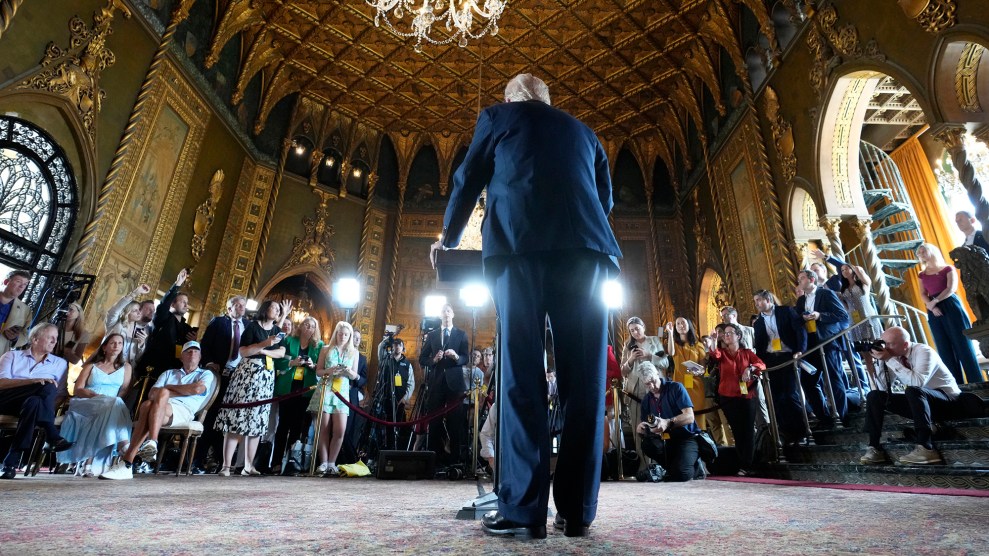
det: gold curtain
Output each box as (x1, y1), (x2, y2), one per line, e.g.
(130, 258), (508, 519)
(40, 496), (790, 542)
(889, 132), (975, 320)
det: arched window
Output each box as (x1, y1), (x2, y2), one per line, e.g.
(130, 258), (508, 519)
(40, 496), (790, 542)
(0, 115), (78, 304)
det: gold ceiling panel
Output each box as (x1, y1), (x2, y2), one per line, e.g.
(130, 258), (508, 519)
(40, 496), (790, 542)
(217, 0), (761, 141)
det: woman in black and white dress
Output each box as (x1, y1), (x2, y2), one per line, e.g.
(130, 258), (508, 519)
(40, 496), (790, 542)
(214, 299), (288, 476)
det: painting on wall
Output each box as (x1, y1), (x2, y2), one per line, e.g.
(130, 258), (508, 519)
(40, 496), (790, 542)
(730, 160), (772, 286)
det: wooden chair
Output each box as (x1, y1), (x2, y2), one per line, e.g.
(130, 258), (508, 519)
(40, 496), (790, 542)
(0, 408), (66, 476)
(153, 369), (221, 476)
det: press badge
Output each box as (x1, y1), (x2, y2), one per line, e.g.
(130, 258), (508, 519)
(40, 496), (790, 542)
(293, 367), (304, 380)
(771, 338), (782, 351)
(394, 374), (403, 387)
(265, 356), (274, 370)
(739, 381), (748, 396)
(683, 373), (693, 389)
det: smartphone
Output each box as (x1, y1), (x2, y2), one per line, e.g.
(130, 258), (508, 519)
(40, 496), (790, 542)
(276, 332), (286, 341)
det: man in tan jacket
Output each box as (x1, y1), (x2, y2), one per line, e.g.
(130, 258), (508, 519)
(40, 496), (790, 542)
(0, 270), (32, 355)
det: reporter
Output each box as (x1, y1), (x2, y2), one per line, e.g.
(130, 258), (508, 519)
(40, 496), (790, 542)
(860, 326), (961, 465)
(271, 316), (322, 475)
(620, 316), (669, 472)
(709, 323), (766, 475)
(103, 283), (152, 366)
(309, 321), (358, 476)
(635, 363), (703, 482)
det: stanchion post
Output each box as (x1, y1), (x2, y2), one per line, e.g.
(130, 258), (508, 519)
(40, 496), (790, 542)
(469, 376), (482, 479)
(309, 378), (329, 476)
(133, 368), (153, 419)
(610, 377), (623, 481)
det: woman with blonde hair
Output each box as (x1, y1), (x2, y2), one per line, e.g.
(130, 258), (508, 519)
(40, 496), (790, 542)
(272, 315), (323, 475)
(916, 243), (983, 384)
(104, 284), (152, 365)
(58, 302), (90, 364)
(310, 320), (358, 475)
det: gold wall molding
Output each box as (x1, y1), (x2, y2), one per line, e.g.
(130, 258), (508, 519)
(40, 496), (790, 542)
(0, 0), (23, 42)
(764, 87), (797, 184)
(709, 110), (794, 316)
(203, 158), (277, 320)
(805, 4), (886, 104)
(354, 205), (387, 352)
(956, 42), (985, 113)
(191, 169), (224, 266)
(80, 58), (208, 333)
(14, 0), (132, 143)
(288, 189), (337, 274)
(899, 0), (957, 33)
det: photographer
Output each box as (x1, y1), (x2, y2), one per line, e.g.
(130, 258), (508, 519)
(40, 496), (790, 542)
(860, 326), (961, 466)
(621, 316), (669, 474)
(634, 363), (703, 482)
(377, 334), (414, 449)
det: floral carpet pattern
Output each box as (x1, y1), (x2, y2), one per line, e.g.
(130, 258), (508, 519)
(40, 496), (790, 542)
(0, 474), (984, 555)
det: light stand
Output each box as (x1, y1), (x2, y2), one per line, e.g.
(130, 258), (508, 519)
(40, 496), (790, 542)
(460, 283), (488, 480)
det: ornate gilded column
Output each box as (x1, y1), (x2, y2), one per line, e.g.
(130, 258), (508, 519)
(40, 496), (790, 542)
(0, 0), (23, 41)
(384, 178), (408, 323)
(850, 216), (895, 316)
(353, 172), (380, 339)
(934, 124), (989, 234)
(646, 184), (673, 324)
(249, 138), (292, 295)
(70, 0), (193, 273)
(818, 216), (845, 262)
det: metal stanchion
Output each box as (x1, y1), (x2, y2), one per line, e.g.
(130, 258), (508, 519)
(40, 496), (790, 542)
(309, 377), (329, 476)
(133, 367), (153, 419)
(793, 360), (814, 443)
(760, 372), (783, 463)
(469, 376), (482, 479)
(610, 378), (623, 481)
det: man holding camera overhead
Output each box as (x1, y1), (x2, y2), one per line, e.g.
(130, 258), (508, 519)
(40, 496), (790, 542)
(860, 326), (961, 466)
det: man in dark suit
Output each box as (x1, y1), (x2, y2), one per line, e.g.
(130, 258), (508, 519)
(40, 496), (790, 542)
(796, 269), (851, 429)
(431, 74), (621, 539)
(130, 269), (194, 409)
(190, 295), (247, 473)
(955, 210), (989, 251)
(339, 329), (368, 465)
(417, 304), (469, 465)
(752, 289), (808, 443)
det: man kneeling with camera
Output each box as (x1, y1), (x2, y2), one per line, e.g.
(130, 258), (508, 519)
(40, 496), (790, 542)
(635, 363), (704, 481)
(860, 326), (960, 465)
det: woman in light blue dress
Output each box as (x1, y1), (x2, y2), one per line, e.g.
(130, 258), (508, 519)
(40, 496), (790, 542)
(58, 333), (133, 477)
(309, 321), (358, 476)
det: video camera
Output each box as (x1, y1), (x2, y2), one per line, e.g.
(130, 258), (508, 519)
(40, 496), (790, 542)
(382, 323), (405, 349)
(852, 339), (886, 353)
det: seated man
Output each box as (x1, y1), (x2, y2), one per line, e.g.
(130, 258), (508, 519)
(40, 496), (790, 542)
(635, 362), (703, 482)
(100, 341), (215, 480)
(860, 326), (960, 465)
(0, 323), (73, 479)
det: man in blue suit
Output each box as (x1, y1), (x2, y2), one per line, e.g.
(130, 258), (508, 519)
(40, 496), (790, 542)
(796, 269), (851, 428)
(431, 74), (621, 539)
(752, 289), (808, 443)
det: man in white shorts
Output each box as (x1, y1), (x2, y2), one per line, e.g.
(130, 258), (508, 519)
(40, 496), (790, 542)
(101, 341), (215, 480)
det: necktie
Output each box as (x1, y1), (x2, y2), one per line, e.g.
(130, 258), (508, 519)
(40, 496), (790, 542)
(899, 355), (911, 370)
(443, 328), (450, 349)
(230, 319), (241, 361)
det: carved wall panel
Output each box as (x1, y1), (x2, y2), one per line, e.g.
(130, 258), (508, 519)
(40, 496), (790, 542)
(203, 157), (276, 321)
(709, 110), (794, 317)
(354, 206), (388, 355)
(81, 58), (208, 333)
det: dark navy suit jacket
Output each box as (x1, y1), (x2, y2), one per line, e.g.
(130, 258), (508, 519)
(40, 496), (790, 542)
(199, 315), (243, 369)
(753, 305), (808, 358)
(796, 287), (849, 346)
(442, 100), (622, 267)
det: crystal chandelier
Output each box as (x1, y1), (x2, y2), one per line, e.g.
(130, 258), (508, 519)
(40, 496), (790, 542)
(365, 0), (507, 52)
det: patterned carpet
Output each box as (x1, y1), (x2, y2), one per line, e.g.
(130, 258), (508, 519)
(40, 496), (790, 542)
(1, 474), (985, 555)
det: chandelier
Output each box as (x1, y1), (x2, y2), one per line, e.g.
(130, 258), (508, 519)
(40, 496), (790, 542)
(365, 0), (507, 52)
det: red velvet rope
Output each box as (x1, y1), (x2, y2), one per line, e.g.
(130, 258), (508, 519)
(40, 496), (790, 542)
(218, 385), (317, 409)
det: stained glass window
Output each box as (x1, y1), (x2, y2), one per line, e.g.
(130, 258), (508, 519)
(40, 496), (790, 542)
(0, 115), (78, 306)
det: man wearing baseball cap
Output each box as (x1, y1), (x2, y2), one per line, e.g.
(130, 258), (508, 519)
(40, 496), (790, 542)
(101, 341), (215, 480)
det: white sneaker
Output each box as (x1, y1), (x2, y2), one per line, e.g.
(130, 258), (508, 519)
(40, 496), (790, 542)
(137, 439), (158, 462)
(899, 445), (942, 465)
(316, 462), (330, 474)
(99, 461), (133, 480)
(860, 446), (887, 465)
(82, 465), (95, 478)
(325, 464), (340, 476)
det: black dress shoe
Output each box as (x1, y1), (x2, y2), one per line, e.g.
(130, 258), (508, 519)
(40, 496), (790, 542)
(1, 466), (16, 480)
(481, 511), (547, 539)
(552, 514), (589, 537)
(44, 438), (74, 453)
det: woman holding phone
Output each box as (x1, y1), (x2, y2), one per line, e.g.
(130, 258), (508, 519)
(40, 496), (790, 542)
(271, 316), (322, 475)
(309, 321), (359, 476)
(214, 298), (288, 476)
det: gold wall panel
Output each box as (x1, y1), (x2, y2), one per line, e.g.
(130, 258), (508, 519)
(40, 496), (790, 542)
(354, 206), (388, 353)
(82, 58), (208, 332)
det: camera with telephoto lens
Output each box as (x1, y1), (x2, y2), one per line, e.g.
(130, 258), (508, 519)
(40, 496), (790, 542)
(382, 324), (403, 349)
(852, 339), (886, 353)
(646, 414), (661, 427)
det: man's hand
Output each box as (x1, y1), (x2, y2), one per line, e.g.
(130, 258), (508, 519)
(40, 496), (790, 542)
(175, 268), (188, 287)
(433, 351), (444, 364)
(803, 311), (820, 321)
(810, 248), (827, 261)
(429, 240), (446, 270)
(636, 422), (649, 435)
(444, 348), (458, 360)
(870, 348), (892, 362)
(185, 331), (197, 341)
(35, 378), (54, 385)
(2, 327), (19, 340)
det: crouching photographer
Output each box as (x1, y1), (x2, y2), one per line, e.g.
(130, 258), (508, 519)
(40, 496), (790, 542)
(859, 326), (962, 466)
(634, 363), (706, 482)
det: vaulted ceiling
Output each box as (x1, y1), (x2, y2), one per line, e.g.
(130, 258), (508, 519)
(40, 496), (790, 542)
(205, 0), (782, 166)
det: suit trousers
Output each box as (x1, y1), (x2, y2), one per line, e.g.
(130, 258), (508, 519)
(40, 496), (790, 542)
(800, 344), (848, 425)
(487, 250), (612, 526)
(763, 353), (807, 440)
(865, 386), (959, 450)
(0, 382), (59, 455)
